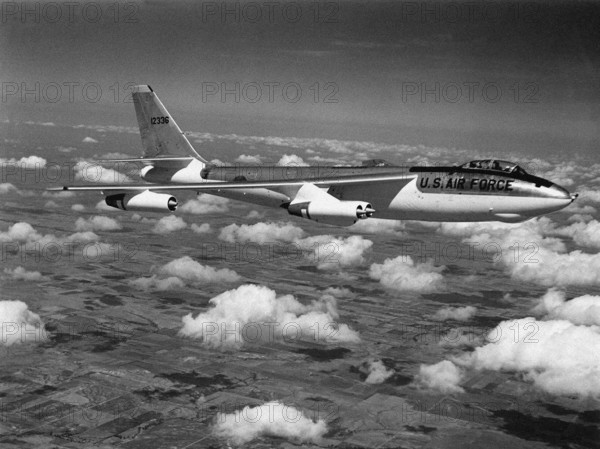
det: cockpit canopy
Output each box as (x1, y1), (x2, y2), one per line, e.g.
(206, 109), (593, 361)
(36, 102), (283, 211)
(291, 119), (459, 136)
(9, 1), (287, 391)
(458, 159), (527, 176)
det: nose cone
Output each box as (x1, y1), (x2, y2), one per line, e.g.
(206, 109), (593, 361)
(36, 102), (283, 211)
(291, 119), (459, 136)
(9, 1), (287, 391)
(547, 183), (572, 200)
(540, 183), (577, 213)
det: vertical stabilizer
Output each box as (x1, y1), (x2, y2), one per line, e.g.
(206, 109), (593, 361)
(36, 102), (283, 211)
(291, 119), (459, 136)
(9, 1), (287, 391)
(132, 85), (206, 162)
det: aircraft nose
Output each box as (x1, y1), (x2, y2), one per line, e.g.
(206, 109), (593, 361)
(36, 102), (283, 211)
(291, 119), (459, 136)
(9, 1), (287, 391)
(548, 183), (572, 200)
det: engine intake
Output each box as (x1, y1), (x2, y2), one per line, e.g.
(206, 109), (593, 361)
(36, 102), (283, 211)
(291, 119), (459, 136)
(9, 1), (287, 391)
(105, 190), (177, 212)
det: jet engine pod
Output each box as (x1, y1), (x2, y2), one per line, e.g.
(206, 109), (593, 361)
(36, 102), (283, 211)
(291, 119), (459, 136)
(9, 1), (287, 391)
(105, 190), (177, 212)
(288, 200), (374, 226)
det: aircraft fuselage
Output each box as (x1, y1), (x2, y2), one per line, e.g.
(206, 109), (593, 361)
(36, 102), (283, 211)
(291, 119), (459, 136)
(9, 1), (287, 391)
(141, 159), (575, 223)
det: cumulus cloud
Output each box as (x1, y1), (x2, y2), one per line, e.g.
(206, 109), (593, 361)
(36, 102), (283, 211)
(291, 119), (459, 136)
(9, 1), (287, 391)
(0, 155), (47, 169)
(179, 284), (360, 349)
(129, 256), (240, 291)
(3, 266), (46, 281)
(74, 161), (132, 183)
(191, 223), (211, 234)
(75, 216), (121, 232)
(0, 301), (47, 346)
(277, 154), (309, 166)
(213, 401), (327, 445)
(369, 256), (445, 292)
(82, 136), (98, 143)
(180, 194), (230, 214)
(509, 248), (600, 287)
(436, 218), (600, 287)
(364, 360), (395, 384)
(235, 154), (262, 164)
(578, 188), (600, 204)
(556, 219), (600, 249)
(160, 256), (239, 283)
(219, 221), (305, 244)
(128, 276), (186, 291)
(42, 190), (75, 199)
(245, 210), (263, 219)
(533, 289), (600, 326)
(218, 224), (372, 270)
(323, 287), (354, 298)
(433, 306), (476, 322)
(296, 235), (373, 270)
(350, 218), (406, 234)
(152, 216), (187, 233)
(0, 222), (100, 246)
(71, 204), (85, 212)
(0, 183), (17, 194)
(458, 318), (600, 397)
(418, 360), (464, 394)
(0, 222), (121, 262)
(438, 329), (484, 348)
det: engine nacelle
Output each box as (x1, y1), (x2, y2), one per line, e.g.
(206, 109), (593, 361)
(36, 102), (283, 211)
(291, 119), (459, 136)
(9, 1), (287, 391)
(105, 190), (177, 212)
(288, 200), (374, 226)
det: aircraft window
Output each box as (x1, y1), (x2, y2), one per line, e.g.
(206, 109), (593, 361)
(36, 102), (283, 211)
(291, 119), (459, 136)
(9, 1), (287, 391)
(459, 160), (525, 175)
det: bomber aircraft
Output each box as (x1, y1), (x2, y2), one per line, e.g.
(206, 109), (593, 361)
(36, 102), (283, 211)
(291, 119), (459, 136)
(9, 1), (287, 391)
(50, 85), (578, 226)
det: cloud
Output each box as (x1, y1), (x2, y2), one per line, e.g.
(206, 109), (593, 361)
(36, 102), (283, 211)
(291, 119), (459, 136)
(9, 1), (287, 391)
(160, 256), (240, 283)
(364, 360), (395, 384)
(556, 220), (600, 249)
(296, 235), (373, 270)
(213, 401), (327, 445)
(152, 216), (187, 233)
(436, 218), (600, 287)
(71, 204), (85, 212)
(433, 306), (476, 322)
(350, 218), (406, 235)
(219, 221), (305, 244)
(277, 154), (309, 166)
(82, 136), (98, 143)
(42, 190), (75, 199)
(459, 318), (600, 397)
(533, 289), (600, 326)
(179, 284), (360, 349)
(180, 194), (230, 214)
(235, 154), (262, 164)
(0, 301), (47, 346)
(75, 216), (121, 232)
(44, 200), (58, 208)
(74, 161), (132, 183)
(245, 210), (263, 219)
(418, 360), (464, 394)
(438, 329), (484, 348)
(508, 248), (600, 287)
(0, 222), (100, 246)
(0, 183), (17, 194)
(578, 188), (600, 204)
(217, 223), (371, 270)
(3, 267), (46, 281)
(0, 155), (47, 169)
(128, 276), (186, 291)
(0, 222), (121, 262)
(323, 287), (354, 298)
(129, 256), (240, 291)
(369, 256), (445, 292)
(191, 223), (211, 234)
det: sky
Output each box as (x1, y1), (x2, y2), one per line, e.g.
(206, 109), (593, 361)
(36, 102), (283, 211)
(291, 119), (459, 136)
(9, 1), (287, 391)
(1, 0), (599, 159)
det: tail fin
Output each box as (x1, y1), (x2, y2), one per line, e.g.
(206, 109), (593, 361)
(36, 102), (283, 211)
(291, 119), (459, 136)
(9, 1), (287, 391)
(132, 85), (207, 162)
